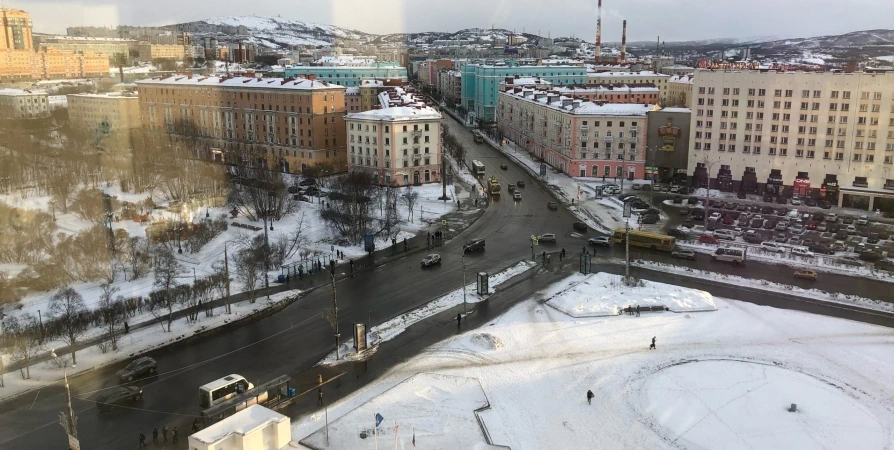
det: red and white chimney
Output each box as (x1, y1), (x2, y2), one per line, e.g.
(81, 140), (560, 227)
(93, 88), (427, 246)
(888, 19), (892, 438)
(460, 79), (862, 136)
(620, 20), (627, 61)
(595, 0), (602, 59)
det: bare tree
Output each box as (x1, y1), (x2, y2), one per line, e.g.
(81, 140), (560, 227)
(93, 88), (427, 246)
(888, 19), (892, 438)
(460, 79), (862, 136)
(153, 246), (183, 331)
(123, 236), (150, 280)
(228, 164), (292, 222)
(402, 186), (419, 222)
(97, 284), (123, 352)
(233, 246), (263, 303)
(318, 172), (380, 243)
(2, 314), (41, 379)
(49, 287), (88, 365)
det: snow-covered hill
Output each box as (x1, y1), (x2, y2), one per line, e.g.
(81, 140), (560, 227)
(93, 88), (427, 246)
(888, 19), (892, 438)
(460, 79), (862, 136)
(178, 15), (373, 48)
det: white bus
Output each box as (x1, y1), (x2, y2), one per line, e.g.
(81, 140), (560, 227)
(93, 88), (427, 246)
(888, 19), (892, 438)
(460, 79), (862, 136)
(199, 374), (254, 408)
(471, 160), (486, 177)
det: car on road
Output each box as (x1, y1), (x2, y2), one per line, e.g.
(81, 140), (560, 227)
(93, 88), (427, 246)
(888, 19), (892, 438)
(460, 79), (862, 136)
(517, 180), (525, 188)
(507, 185), (516, 193)
(603, 185), (621, 195)
(791, 247), (814, 257)
(641, 214), (660, 225)
(808, 244), (833, 255)
(538, 233), (557, 243)
(794, 270), (817, 281)
(299, 178), (316, 187)
(671, 248), (697, 260)
(421, 254), (442, 267)
(680, 207), (690, 216)
(691, 209), (706, 220)
(547, 201), (558, 210)
(670, 185), (682, 194)
(463, 239), (486, 253)
(687, 196), (699, 205)
(763, 193), (775, 202)
(859, 251), (884, 262)
(673, 196), (684, 204)
(589, 236), (612, 246)
(761, 241), (786, 253)
(875, 259), (894, 272)
(776, 196), (787, 204)
(736, 191), (746, 199)
(96, 386), (143, 411)
(117, 357), (157, 382)
(572, 222), (588, 232)
(667, 228), (689, 239)
(698, 234), (720, 245)
(500, 163), (508, 170)
(791, 196), (802, 206)
(513, 192), (522, 201)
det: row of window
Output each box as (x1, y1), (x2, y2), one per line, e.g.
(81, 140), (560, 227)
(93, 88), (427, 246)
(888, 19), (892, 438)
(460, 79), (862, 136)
(695, 109), (890, 126)
(350, 135), (430, 145)
(348, 123), (432, 133)
(697, 97), (890, 113)
(697, 87), (885, 100)
(692, 143), (894, 162)
(350, 156), (433, 168)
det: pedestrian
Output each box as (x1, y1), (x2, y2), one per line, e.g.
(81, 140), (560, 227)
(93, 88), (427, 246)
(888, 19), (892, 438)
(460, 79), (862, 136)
(172, 427), (178, 444)
(475, 198), (479, 206)
(561, 248), (566, 258)
(162, 426), (168, 443)
(138, 433), (147, 448)
(542, 251), (546, 262)
(349, 259), (354, 275)
(152, 428), (158, 444)
(317, 388), (324, 406)
(650, 336), (656, 350)
(587, 389), (594, 405)
(636, 305), (640, 317)
(124, 322), (129, 335)
(547, 254), (551, 265)
(192, 418), (200, 433)
(428, 231), (431, 240)
(404, 238), (408, 250)
(456, 313), (462, 328)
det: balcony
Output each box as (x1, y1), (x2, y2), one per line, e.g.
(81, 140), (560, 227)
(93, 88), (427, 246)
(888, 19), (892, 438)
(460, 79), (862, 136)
(629, 126), (639, 132)
(580, 125), (589, 131)
(412, 130), (422, 137)
(413, 154), (422, 161)
(628, 137), (637, 143)
(580, 135), (588, 142)
(604, 136), (614, 143)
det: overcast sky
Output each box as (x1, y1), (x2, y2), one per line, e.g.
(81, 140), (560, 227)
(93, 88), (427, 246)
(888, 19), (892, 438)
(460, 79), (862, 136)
(13, 0), (894, 42)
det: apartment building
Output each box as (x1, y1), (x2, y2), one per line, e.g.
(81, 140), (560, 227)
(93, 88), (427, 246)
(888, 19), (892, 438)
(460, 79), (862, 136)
(689, 69), (894, 211)
(135, 75), (348, 173)
(667, 74), (693, 108)
(67, 91), (141, 132)
(283, 63), (408, 87)
(1, 8), (33, 50)
(437, 69), (462, 106)
(586, 71), (671, 104)
(135, 43), (186, 60)
(462, 64), (588, 125)
(497, 87), (653, 179)
(0, 88), (49, 119)
(39, 36), (134, 61)
(551, 83), (660, 104)
(346, 88), (442, 186)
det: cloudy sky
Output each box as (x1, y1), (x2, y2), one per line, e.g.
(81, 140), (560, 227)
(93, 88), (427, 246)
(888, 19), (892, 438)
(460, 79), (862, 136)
(13, 0), (894, 42)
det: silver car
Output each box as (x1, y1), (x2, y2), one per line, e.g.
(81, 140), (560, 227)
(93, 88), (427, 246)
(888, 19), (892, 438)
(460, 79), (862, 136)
(671, 248), (696, 261)
(421, 254), (441, 267)
(538, 233), (557, 243)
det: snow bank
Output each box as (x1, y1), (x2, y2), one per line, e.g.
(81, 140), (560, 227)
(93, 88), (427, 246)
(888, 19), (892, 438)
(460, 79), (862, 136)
(545, 272), (716, 317)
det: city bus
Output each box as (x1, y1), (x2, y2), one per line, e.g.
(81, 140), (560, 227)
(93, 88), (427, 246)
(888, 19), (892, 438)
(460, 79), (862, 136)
(471, 160), (486, 177)
(612, 229), (676, 252)
(199, 374), (254, 408)
(472, 130), (484, 143)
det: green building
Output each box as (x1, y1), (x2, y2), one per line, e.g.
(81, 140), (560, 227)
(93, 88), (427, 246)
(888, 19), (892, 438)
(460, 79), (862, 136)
(283, 63), (408, 87)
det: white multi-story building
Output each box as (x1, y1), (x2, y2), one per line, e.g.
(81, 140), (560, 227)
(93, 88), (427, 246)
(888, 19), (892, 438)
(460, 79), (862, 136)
(497, 86), (653, 179)
(346, 87), (442, 186)
(689, 69), (894, 211)
(0, 88), (49, 119)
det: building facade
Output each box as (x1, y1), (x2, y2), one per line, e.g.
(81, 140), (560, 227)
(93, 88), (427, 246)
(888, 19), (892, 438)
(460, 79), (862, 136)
(67, 91), (141, 132)
(689, 69), (894, 211)
(645, 108), (692, 184)
(1, 8), (33, 50)
(39, 36), (134, 61)
(586, 71), (671, 104)
(437, 69), (462, 106)
(552, 83), (660, 104)
(497, 87), (652, 179)
(135, 43), (186, 61)
(462, 64), (589, 124)
(135, 75), (348, 174)
(188, 405), (292, 450)
(667, 75), (693, 108)
(283, 63), (408, 87)
(0, 88), (49, 119)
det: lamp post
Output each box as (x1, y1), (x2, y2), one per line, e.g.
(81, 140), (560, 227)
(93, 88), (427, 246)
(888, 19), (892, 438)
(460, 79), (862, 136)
(701, 157), (721, 229)
(50, 350), (77, 443)
(263, 191), (274, 301)
(461, 251), (467, 315)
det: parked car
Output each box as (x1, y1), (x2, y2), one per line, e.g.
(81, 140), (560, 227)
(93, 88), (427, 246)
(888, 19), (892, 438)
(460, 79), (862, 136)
(808, 244), (833, 255)
(774, 233), (789, 243)
(831, 241), (848, 252)
(671, 248), (697, 260)
(421, 254), (442, 267)
(818, 200), (832, 209)
(691, 209), (706, 220)
(857, 215), (869, 225)
(835, 230), (849, 240)
(737, 204), (748, 211)
(117, 357), (157, 383)
(760, 241), (786, 253)
(804, 197), (817, 207)
(791, 222), (805, 234)
(725, 202), (737, 210)
(875, 259), (894, 272)
(791, 196), (802, 206)
(776, 207), (788, 216)
(670, 185), (682, 194)
(588, 236), (612, 246)
(538, 233), (557, 243)
(712, 201), (725, 209)
(641, 214), (660, 225)
(867, 234), (880, 244)
(673, 196), (683, 204)
(736, 191), (746, 199)
(698, 234), (719, 245)
(805, 221), (817, 230)
(842, 216), (855, 224)
(709, 212), (722, 221)
(750, 218), (764, 229)
(517, 181), (525, 187)
(96, 386), (144, 411)
(846, 225), (857, 234)
(775, 222), (788, 231)
(298, 178), (316, 187)
(761, 206), (776, 214)
(794, 270), (817, 281)
(687, 196), (699, 205)
(632, 183), (642, 190)
(816, 223), (828, 232)
(463, 239), (486, 252)
(573, 221), (588, 232)
(859, 251), (884, 262)
(825, 213), (838, 222)
(776, 196), (787, 204)
(722, 215), (735, 225)
(763, 193), (775, 203)
(714, 229), (736, 241)
(547, 201), (558, 210)
(743, 231), (763, 244)
(791, 247), (814, 257)
(763, 220), (777, 230)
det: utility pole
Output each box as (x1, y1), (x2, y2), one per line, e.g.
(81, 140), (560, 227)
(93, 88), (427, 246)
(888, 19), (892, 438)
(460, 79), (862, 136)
(52, 351), (77, 446)
(330, 271), (340, 360)
(224, 244), (232, 314)
(462, 253), (467, 314)
(262, 208), (270, 301)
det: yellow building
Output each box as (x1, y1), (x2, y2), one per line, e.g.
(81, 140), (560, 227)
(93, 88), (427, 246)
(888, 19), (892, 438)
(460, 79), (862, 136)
(667, 74), (693, 108)
(67, 91), (140, 131)
(0, 8), (33, 51)
(136, 43), (186, 61)
(38, 36), (132, 61)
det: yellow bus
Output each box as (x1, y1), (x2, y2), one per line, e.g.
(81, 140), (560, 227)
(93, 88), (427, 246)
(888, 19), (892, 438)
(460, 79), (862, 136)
(612, 229), (676, 252)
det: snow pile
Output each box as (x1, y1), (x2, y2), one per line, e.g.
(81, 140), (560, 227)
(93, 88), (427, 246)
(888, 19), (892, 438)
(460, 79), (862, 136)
(468, 333), (503, 351)
(299, 373), (490, 449)
(545, 272), (716, 317)
(292, 273), (894, 450)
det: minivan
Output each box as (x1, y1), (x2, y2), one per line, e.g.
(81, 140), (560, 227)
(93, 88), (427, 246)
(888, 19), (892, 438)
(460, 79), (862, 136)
(712, 247), (746, 263)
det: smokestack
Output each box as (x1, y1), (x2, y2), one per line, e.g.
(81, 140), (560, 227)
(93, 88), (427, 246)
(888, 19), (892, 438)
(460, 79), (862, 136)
(595, 0), (602, 59)
(621, 20), (627, 61)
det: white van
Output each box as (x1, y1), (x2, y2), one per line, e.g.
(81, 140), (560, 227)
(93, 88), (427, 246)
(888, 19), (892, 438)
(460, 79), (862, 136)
(712, 247), (746, 263)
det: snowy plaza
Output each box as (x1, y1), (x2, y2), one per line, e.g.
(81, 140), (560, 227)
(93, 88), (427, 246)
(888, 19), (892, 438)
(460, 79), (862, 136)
(293, 273), (894, 449)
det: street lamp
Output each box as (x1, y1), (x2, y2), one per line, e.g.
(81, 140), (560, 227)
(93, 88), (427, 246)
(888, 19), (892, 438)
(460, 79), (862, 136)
(50, 350), (77, 442)
(700, 157), (721, 229)
(461, 251), (467, 315)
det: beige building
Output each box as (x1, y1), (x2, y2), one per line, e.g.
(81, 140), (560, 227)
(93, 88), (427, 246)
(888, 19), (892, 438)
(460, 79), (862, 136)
(39, 36), (133, 61)
(67, 91), (141, 131)
(135, 75), (348, 173)
(587, 71), (671, 104)
(136, 43), (186, 61)
(188, 405), (293, 450)
(667, 74), (693, 108)
(1, 8), (33, 50)
(0, 88), (49, 119)
(689, 69), (894, 211)
(346, 87), (442, 186)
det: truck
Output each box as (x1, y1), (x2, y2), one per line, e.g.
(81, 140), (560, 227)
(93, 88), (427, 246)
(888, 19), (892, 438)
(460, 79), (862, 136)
(488, 176), (501, 196)
(472, 130), (484, 143)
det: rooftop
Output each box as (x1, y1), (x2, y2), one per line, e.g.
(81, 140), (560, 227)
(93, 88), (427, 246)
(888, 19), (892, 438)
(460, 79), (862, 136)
(190, 405), (288, 445)
(552, 83), (660, 93)
(0, 88), (47, 97)
(347, 106), (442, 121)
(503, 87), (655, 116)
(44, 35), (136, 43)
(588, 70), (669, 78)
(659, 107), (693, 113)
(135, 75), (345, 91)
(669, 74), (694, 84)
(68, 91), (138, 99)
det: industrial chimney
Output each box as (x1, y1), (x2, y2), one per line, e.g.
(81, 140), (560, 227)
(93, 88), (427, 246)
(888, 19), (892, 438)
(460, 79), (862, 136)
(620, 20), (627, 61)
(595, 0), (602, 59)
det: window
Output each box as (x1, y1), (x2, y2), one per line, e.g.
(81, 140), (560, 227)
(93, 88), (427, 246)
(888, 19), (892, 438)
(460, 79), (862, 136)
(758, 89), (766, 96)
(853, 153), (862, 162)
(769, 148), (777, 155)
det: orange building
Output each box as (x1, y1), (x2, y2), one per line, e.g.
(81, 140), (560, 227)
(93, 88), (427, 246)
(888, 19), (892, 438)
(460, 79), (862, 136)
(1, 8), (33, 51)
(135, 75), (348, 173)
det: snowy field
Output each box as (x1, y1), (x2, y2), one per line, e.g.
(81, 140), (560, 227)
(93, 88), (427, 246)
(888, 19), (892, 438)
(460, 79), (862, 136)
(545, 272), (716, 317)
(292, 274), (894, 449)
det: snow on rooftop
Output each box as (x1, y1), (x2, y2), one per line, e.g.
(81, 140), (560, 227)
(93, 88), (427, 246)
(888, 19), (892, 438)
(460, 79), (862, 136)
(504, 88), (654, 116)
(0, 88), (47, 96)
(344, 86), (360, 95)
(135, 75), (345, 91)
(669, 74), (694, 83)
(661, 107), (692, 113)
(191, 405), (288, 444)
(347, 106), (441, 122)
(589, 70), (669, 78)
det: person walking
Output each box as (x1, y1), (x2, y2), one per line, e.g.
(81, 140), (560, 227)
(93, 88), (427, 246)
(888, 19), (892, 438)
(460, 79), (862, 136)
(162, 426), (168, 443)
(138, 433), (147, 448)
(636, 305), (641, 317)
(192, 418), (200, 433)
(456, 313), (462, 328)
(317, 387), (324, 406)
(172, 428), (179, 444)
(152, 428), (158, 445)
(587, 390), (594, 405)
(349, 260), (354, 276)
(650, 336), (657, 350)
(124, 322), (129, 334)
(546, 254), (551, 265)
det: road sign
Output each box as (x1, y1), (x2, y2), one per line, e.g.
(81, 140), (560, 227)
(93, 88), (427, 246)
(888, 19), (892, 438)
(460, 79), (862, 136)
(68, 435), (80, 450)
(623, 201), (632, 218)
(441, 219), (447, 226)
(354, 323), (367, 352)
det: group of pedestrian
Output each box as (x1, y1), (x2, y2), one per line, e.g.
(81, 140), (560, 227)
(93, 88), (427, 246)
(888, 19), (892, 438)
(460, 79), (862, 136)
(138, 426), (178, 447)
(335, 250), (344, 259)
(625, 305), (642, 317)
(558, 248), (566, 261)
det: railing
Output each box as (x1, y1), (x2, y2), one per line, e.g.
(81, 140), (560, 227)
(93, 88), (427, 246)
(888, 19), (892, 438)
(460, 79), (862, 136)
(628, 137), (637, 143)
(580, 125), (590, 131)
(629, 126), (639, 132)
(580, 136), (588, 141)
(604, 136), (614, 143)
(412, 130), (422, 137)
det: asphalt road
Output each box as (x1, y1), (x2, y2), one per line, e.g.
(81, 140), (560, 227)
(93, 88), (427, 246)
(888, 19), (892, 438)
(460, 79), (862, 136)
(2, 112), (893, 449)
(0, 114), (582, 450)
